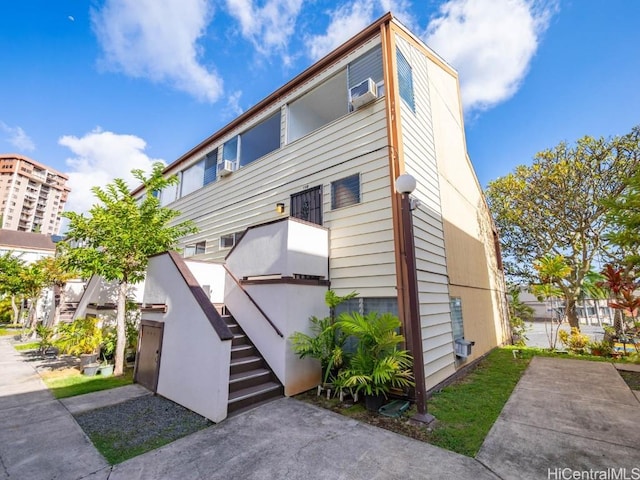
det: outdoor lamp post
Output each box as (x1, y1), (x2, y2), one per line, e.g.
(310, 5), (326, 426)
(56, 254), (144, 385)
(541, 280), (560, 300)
(395, 173), (434, 424)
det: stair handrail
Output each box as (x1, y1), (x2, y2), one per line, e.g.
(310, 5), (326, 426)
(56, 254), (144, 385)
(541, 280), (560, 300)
(223, 265), (284, 338)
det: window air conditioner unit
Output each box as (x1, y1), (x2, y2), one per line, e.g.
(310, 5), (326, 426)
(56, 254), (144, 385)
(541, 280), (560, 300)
(454, 339), (474, 359)
(350, 78), (378, 110)
(218, 160), (236, 177)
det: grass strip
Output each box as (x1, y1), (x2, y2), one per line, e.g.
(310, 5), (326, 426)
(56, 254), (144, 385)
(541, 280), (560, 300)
(14, 341), (40, 351)
(0, 328), (18, 336)
(426, 348), (530, 456)
(43, 369), (134, 399)
(297, 347), (532, 457)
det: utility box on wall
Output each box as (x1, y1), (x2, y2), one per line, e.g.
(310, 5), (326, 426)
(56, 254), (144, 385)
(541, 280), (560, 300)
(454, 339), (474, 359)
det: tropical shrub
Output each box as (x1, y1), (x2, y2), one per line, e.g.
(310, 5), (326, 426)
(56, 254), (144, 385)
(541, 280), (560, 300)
(55, 317), (102, 356)
(335, 311), (414, 397)
(35, 324), (54, 354)
(558, 327), (590, 354)
(290, 290), (356, 384)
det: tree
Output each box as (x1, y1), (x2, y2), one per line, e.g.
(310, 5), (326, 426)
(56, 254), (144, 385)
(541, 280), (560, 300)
(19, 260), (48, 332)
(62, 163), (197, 375)
(506, 285), (534, 346)
(40, 254), (77, 327)
(0, 252), (26, 324)
(486, 127), (640, 329)
(604, 132), (640, 268)
(532, 255), (570, 349)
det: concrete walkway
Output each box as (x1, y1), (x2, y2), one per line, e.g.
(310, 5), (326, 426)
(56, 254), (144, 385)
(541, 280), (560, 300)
(2, 335), (639, 480)
(477, 356), (640, 479)
(0, 337), (109, 480)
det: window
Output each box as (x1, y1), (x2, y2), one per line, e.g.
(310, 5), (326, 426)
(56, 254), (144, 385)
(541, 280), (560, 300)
(222, 137), (239, 166)
(240, 113), (281, 167)
(204, 149), (218, 186)
(334, 297), (398, 317)
(160, 180), (179, 206)
(180, 160), (204, 197)
(348, 45), (384, 96)
(331, 174), (360, 209)
(396, 48), (415, 112)
(291, 185), (323, 225)
(450, 297), (464, 340)
(219, 231), (244, 249)
(288, 70), (348, 142)
(184, 241), (206, 257)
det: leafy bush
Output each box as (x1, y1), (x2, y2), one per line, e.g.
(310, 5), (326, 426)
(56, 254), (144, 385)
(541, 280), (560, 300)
(56, 318), (102, 356)
(101, 326), (117, 361)
(335, 311), (414, 397)
(36, 324), (54, 353)
(507, 287), (533, 346)
(587, 339), (612, 357)
(558, 327), (590, 354)
(290, 290), (356, 385)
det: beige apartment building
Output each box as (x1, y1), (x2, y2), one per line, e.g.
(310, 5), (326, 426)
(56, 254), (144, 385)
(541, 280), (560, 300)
(0, 154), (70, 235)
(112, 13), (510, 420)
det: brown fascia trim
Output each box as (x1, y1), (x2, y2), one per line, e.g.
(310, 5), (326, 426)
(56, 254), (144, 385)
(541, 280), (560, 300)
(131, 12), (394, 197)
(225, 215), (329, 260)
(240, 277), (330, 287)
(161, 250), (233, 341)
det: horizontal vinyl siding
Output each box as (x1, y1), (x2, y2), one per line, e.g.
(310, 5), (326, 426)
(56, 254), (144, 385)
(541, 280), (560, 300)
(396, 34), (456, 388)
(171, 98), (396, 298)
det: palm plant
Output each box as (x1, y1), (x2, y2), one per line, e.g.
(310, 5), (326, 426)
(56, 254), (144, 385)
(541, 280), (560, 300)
(290, 315), (347, 385)
(289, 290), (356, 385)
(335, 311), (414, 397)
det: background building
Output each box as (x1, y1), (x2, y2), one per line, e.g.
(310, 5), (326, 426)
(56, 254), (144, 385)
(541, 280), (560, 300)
(0, 154), (70, 235)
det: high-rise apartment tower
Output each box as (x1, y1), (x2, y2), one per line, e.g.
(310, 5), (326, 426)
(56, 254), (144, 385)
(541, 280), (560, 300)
(0, 154), (70, 235)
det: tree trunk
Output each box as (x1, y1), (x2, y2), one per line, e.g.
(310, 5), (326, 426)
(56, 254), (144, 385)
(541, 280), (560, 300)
(114, 281), (128, 376)
(11, 296), (19, 324)
(566, 298), (580, 330)
(50, 284), (65, 328)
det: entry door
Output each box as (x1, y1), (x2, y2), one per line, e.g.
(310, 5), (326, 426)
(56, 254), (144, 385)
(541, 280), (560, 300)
(134, 320), (164, 392)
(290, 185), (323, 225)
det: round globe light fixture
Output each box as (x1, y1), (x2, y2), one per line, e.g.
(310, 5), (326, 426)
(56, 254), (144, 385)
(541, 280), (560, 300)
(395, 173), (416, 194)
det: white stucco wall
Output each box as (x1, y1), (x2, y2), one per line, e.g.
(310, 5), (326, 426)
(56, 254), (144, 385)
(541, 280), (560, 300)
(184, 260), (226, 303)
(225, 219), (329, 279)
(224, 219), (328, 395)
(224, 278), (326, 395)
(144, 253), (231, 422)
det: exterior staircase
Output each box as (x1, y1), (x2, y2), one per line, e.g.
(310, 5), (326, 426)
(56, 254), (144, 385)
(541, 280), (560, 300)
(59, 302), (79, 322)
(221, 310), (283, 414)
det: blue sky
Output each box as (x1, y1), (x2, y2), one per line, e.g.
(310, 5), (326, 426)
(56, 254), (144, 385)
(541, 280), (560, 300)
(1, 0), (639, 215)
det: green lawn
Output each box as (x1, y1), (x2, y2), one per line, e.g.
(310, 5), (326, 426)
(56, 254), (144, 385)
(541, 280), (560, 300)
(0, 327), (18, 336)
(426, 348), (531, 456)
(14, 341), (40, 351)
(43, 369), (134, 399)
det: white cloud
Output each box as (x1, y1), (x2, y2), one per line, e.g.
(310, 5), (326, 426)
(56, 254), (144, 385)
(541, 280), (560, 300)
(305, 2), (376, 61)
(379, 0), (417, 30)
(91, 0), (223, 103)
(0, 122), (36, 152)
(59, 128), (164, 215)
(424, 0), (557, 113)
(226, 0), (303, 55)
(225, 90), (244, 117)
